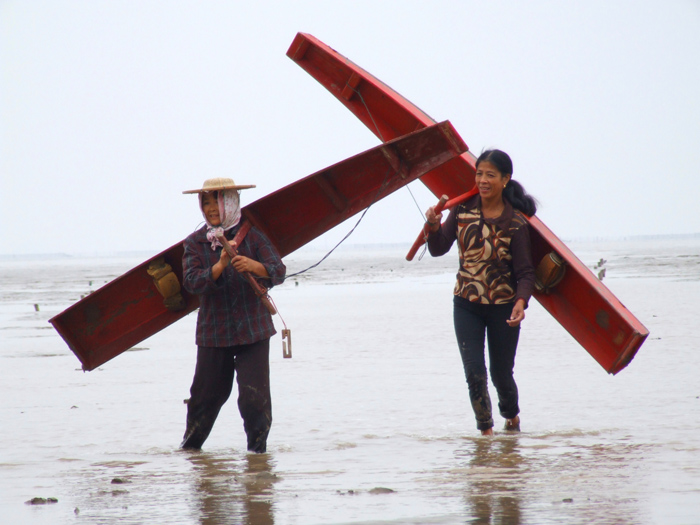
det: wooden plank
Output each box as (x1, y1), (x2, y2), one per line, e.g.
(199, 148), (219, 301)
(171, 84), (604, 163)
(287, 32), (649, 374)
(242, 121), (467, 257)
(50, 122), (468, 371)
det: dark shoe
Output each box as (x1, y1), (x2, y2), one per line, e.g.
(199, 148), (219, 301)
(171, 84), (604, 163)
(504, 415), (520, 432)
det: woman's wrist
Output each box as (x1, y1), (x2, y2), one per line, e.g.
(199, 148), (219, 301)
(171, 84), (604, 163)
(426, 220), (440, 233)
(255, 261), (270, 279)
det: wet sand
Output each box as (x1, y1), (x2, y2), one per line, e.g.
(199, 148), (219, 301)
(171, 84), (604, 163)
(1, 239), (699, 524)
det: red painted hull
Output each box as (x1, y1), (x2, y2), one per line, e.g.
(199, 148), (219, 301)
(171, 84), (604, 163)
(50, 123), (468, 370)
(287, 33), (648, 374)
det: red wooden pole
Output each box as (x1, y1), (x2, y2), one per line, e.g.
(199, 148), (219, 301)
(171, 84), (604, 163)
(405, 195), (448, 261)
(405, 187), (479, 261)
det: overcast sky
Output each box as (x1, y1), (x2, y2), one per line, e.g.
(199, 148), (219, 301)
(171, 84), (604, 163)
(2, 1), (699, 256)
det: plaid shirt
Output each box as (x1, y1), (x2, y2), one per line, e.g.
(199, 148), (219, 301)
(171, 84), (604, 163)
(182, 223), (286, 347)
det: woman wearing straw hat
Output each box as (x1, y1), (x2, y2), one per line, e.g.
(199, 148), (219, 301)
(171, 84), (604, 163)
(181, 177), (286, 453)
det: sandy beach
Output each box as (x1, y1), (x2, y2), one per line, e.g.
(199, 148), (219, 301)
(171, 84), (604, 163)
(1, 238), (699, 524)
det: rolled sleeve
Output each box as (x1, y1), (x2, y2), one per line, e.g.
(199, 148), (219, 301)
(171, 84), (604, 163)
(250, 229), (286, 288)
(427, 208), (458, 257)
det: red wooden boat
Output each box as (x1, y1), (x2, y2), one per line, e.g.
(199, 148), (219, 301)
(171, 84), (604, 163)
(287, 33), (649, 374)
(50, 122), (468, 371)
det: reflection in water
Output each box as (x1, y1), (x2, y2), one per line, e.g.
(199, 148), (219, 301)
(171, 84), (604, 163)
(6, 249), (699, 524)
(187, 452), (278, 525)
(458, 437), (524, 525)
(450, 433), (652, 525)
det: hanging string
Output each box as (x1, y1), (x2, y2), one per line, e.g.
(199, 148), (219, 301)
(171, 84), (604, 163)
(286, 79), (436, 279)
(405, 183), (430, 220)
(285, 166), (395, 280)
(350, 83), (432, 234)
(351, 85), (386, 143)
(284, 203), (372, 279)
(266, 294), (292, 358)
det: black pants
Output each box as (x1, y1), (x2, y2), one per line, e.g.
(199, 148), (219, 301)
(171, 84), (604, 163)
(181, 339), (272, 452)
(453, 296), (520, 431)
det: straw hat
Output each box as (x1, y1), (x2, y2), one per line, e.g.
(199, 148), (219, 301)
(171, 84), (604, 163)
(182, 177), (256, 194)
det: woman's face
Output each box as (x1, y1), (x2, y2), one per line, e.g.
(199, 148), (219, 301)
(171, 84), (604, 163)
(201, 192), (221, 226)
(475, 160), (510, 201)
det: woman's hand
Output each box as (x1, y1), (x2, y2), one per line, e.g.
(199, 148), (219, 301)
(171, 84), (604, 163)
(212, 241), (270, 279)
(425, 206), (443, 233)
(211, 248), (231, 281)
(219, 247), (231, 267)
(507, 299), (526, 327)
(232, 255), (269, 278)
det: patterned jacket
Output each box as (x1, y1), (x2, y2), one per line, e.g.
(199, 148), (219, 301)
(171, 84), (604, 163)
(428, 195), (535, 306)
(182, 223), (286, 347)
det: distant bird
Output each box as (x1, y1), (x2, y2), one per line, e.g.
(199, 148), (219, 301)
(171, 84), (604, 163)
(598, 268), (606, 281)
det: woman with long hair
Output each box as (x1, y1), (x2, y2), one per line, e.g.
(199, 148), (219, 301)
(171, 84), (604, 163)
(426, 149), (537, 435)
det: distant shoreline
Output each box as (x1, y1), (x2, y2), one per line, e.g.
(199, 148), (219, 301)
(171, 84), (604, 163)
(1, 233), (699, 261)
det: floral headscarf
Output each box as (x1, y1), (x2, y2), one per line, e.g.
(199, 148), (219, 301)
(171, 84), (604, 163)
(200, 189), (242, 251)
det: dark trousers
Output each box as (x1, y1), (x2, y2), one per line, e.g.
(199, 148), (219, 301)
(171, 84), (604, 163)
(453, 296), (520, 431)
(181, 339), (272, 453)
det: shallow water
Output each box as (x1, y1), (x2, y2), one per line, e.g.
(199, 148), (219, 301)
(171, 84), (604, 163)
(1, 239), (699, 524)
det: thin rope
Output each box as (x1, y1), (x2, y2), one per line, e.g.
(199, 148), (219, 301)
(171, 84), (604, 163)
(351, 84), (431, 231)
(405, 183), (429, 220)
(417, 244), (429, 261)
(267, 295), (287, 330)
(286, 79), (436, 278)
(352, 85), (386, 143)
(285, 166), (394, 279)
(284, 205), (371, 279)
